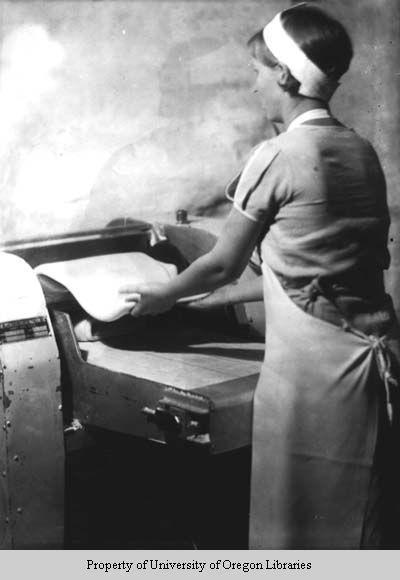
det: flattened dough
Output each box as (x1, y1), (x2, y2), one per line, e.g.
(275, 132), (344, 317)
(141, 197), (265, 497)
(35, 252), (177, 321)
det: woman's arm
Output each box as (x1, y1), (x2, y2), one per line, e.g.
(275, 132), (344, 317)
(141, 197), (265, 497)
(184, 275), (264, 310)
(120, 208), (265, 316)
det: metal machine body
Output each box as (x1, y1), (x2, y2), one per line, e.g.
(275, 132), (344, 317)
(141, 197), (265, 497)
(0, 218), (265, 547)
(0, 253), (64, 548)
(52, 307), (262, 454)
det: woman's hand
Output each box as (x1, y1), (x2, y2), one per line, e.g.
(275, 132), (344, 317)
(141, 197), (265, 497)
(119, 282), (176, 317)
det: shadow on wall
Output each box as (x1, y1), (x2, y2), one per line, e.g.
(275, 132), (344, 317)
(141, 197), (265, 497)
(0, 0), (281, 242)
(1, 0), (399, 253)
(82, 37), (276, 227)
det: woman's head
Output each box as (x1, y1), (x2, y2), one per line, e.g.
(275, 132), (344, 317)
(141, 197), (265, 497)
(248, 3), (353, 106)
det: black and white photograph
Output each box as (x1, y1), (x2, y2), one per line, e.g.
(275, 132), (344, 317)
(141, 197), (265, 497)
(0, 0), (399, 567)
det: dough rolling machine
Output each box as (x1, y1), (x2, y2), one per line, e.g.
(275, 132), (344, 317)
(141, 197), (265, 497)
(0, 217), (264, 548)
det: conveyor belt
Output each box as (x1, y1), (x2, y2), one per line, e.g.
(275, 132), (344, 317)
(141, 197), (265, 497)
(80, 338), (264, 390)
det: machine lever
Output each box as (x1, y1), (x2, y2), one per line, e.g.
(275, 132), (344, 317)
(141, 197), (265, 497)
(142, 405), (182, 434)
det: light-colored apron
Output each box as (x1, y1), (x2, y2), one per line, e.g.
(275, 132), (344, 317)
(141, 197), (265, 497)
(249, 263), (398, 549)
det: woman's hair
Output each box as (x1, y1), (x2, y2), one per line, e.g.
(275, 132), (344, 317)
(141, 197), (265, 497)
(247, 4), (353, 93)
(248, 29), (279, 69)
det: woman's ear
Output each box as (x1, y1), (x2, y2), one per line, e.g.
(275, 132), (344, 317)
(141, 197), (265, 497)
(276, 63), (300, 94)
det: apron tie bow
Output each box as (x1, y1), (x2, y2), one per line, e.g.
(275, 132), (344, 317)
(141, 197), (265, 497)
(369, 334), (398, 424)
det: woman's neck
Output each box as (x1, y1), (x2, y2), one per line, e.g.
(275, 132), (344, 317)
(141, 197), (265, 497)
(281, 96), (329, 129)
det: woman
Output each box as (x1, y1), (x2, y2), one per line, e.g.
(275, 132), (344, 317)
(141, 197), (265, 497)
(121, 4), (400, 549)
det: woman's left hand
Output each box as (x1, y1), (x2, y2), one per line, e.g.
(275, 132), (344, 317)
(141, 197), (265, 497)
(119, 282), (176, 317)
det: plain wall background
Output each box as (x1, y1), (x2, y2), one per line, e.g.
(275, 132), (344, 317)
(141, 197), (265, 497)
(0, 0), (399, 306)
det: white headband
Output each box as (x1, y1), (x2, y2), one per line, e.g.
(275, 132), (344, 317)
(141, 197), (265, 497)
(262, 11), (339, 102)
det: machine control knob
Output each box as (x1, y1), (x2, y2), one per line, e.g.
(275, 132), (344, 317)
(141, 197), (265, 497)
(176, 209), (188, 225)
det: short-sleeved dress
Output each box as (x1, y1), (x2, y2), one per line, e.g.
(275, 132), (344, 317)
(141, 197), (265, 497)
(228, 111), (400, 549)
